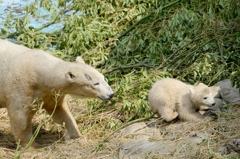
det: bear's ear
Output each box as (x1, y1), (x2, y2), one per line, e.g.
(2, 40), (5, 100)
(211, 86), (221, 97)
(189, 87), (195, 95)
(76, 56), (85, 64)
(198, 83), (206, 87)
(211, 86), (221, 92)
(65, 72), (76, 82)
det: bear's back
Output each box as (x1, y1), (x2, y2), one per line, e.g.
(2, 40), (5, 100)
(148, 78), (191, 112)
(149, 78), (190, 96)
(0, 39), (30, 58)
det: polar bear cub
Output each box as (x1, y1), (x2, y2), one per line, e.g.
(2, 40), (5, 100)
(148, 78), (220, 122)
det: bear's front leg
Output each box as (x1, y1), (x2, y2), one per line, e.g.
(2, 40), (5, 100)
(199, 105), (209, 111)
(177, 107), (209, 122)
(7, 102), (38, 148)
(44, 97), (80, 140)
(156, 105), (178, 122)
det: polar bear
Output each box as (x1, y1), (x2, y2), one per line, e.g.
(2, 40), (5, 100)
(0, 39), (114, 148)
(148, 78), (220, 122)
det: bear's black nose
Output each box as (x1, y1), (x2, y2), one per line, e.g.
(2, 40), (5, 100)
(109, 93), (114, 99)
(211, 102), (216, 106)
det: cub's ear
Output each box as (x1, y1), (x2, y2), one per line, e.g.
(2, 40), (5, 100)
(189, 87), (195, 94)
(211, 86), (221, 92)
(76, 56), (85, 64)
(65, 72), (75, 82)
(211, 86), (221, 97)
(198, 83), (206, 87)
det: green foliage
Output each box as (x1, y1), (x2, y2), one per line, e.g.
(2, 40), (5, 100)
(1, 0), (240, 122)
(111, 69), (171, 120)
(231, 68), (240, 88)
(86, 69), (171, 121)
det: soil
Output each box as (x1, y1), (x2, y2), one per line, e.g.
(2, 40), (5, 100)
(0, 101), (240, 159)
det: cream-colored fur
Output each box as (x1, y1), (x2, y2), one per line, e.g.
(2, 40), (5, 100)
(148, 78), (220, 122)
(0, 39), (114, 148)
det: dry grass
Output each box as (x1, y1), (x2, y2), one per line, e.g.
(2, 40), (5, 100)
(0, 100), (240, 159)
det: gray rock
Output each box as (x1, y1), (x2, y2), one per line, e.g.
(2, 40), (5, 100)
(119, 122), (147, 136)
(119, 139), (176, 159)
(214, 79), (240, 103)
(208, 79), (240, 115)
(186, 132), (207, 145)
(219, 139), (240, 154)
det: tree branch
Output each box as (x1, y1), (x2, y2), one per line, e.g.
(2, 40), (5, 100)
(84, 0), (182, 58)
(85, 37), (117, 58)
(104, 62), (155, 74)
(117, 0), (182, 40)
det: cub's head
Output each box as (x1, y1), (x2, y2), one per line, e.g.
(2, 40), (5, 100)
(64, 57), (114, 101)
(190, 83), (221, 108)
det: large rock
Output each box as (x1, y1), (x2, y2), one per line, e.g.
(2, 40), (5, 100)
(117, 121), (208, 159)
(214, 79), (240, 103)
(219, 139), (240, 155)
(208, 79), (240, 115)
(119, 139), (176, 159)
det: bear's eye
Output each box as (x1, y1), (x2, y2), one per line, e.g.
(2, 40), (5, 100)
(84, 74), (92, 81)
(94, 83), (99, 86)
(203, 97), (208, 99)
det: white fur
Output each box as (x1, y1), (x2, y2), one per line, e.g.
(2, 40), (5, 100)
(0, 39), (114, 148)
(148, 78), (220, 122)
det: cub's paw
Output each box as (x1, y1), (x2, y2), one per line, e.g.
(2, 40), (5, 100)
(163, 112), (179, 122)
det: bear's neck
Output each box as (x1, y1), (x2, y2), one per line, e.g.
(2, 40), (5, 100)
(190, 97), (201, 109)
(35, 60), (74, 92)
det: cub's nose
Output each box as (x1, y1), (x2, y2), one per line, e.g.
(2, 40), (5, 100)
(211, 102), (216, 106)
(109, 93), (114, 99)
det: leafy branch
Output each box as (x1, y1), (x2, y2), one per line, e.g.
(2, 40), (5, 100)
(104, 62), (155, 74)
(117, 0), (182, 40)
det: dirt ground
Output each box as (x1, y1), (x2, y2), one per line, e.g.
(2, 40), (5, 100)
(0, 99), (240, 159)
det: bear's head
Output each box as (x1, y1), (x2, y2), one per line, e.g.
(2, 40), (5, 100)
(64, 57), (114, 101)
(190, 83), (221, 109)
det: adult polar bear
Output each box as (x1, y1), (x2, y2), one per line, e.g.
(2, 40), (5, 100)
(148, 78), (220, 122)
(0, 39), (114, 148)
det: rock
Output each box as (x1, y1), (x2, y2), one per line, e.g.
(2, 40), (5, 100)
(208, 79), (240, 115)
(219, 139), (240, 155)
(119, 122), (147, 136)
(118, 121), (176, 158)
(214, 79), (240, 103)
(186, 132), (207, 145)
(119, 139), (176, 159)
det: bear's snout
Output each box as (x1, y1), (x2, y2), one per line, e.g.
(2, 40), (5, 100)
(109, 93), (114, 99)
(98, 92), (114, 101)
(211, 102), (216, 106)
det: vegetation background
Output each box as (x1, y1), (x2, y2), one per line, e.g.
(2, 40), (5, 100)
(0, 0), (239, 158)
